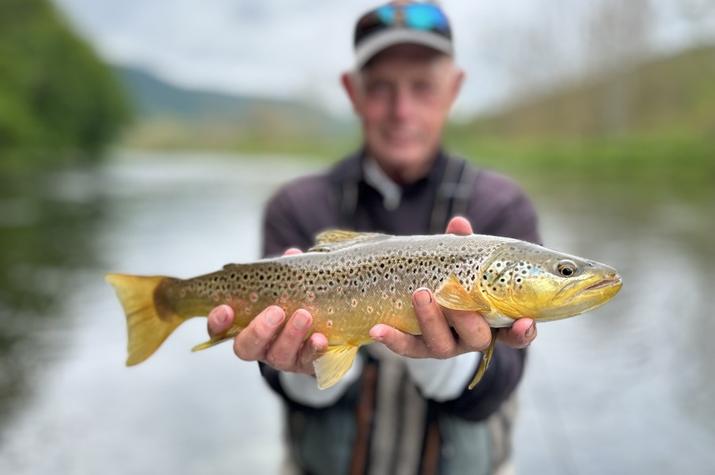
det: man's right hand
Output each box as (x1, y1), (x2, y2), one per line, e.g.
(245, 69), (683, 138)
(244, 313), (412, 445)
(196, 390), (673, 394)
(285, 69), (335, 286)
(206, 248), (328, 376)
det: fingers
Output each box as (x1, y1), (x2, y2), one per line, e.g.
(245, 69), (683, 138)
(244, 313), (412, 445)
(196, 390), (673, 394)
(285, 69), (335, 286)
(233, 305), (325, 375)
(207, 304), (235, 338)
(443, 307), (492, 352)
(297, 332), (328, 374)
(372, 288), (494, 359)
(231, 247), (317, 373)
(233, 305), (285, 361)
(369, 324), (430, 358)
(445, 216), (473, 236)
(411, 289), (460, 358)
(264, 309), (314, 371)
(498, 317), (536, 349)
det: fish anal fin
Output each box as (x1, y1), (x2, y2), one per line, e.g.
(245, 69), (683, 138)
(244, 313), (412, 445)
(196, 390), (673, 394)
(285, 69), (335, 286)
(313, 344), (359, 389)
(434, 275), (490, 313)
(468, 328), (498, 390)
(191, 327), (243, 352)
(309, 230), (389, 252)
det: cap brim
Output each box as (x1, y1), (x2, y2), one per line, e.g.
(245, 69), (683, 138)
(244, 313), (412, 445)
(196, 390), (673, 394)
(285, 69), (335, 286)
(355, 28), (453, 69)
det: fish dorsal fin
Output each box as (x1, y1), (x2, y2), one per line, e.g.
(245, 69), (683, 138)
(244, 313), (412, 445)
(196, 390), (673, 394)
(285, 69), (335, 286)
(222, 263), (249, 271)
(309, 229), (389, 252)
(434, 274), (491, 313)
(313, 344), (359, 389)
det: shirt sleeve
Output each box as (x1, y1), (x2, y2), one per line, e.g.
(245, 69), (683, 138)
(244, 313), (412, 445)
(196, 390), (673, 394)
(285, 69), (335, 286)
(403, 352), (480, 402)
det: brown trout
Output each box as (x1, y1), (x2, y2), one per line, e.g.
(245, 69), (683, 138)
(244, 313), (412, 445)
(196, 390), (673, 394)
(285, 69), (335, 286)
(106, 230), (622, 389)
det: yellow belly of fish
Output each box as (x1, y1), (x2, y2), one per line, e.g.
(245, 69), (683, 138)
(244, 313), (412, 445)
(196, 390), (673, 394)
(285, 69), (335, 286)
(300, 292), (420, 346)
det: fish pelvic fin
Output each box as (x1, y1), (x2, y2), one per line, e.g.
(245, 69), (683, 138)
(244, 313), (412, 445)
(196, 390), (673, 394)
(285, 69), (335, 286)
(468, 328), (498, 390)
(313, 344), (359, 389)
(105, 273), (184, 366)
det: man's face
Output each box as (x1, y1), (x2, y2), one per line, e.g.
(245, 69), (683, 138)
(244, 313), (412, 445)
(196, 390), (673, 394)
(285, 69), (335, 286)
(343, 45), (463, 181)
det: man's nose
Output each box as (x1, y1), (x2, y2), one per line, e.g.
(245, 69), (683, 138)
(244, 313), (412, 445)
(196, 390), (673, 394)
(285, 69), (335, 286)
(390, 88), (415, 120)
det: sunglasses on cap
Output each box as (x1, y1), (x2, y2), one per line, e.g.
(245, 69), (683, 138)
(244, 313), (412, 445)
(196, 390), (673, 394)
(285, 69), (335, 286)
(354, 1), (451, 47)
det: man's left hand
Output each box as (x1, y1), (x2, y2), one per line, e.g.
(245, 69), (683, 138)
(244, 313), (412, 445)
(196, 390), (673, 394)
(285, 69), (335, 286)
(368, 216), (537, 358)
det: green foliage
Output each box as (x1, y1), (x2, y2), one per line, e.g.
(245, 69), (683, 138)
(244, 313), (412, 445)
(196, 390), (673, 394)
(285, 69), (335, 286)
(445, 45), (715, 181)
(445, 132), (715, 185)
(0, 0), (130, 162)
(457, 45), (715, 141)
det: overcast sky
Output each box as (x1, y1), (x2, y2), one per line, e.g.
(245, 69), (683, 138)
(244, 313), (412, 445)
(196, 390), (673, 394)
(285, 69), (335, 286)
(53, 0), (713, 117)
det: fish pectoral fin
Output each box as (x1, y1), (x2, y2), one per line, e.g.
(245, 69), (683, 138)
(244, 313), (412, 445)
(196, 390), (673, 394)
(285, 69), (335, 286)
(313, 344), (359, 389)
(434, 274), (491, 313)
(309, 230), (389, 252)
(468, 328), (498, 390)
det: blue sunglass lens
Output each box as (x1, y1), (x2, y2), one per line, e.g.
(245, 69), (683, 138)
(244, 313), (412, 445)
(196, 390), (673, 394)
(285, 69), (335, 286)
(404, 4), (448, 30)
(374, 4), (448, 31)
(376, 5), (397, 25)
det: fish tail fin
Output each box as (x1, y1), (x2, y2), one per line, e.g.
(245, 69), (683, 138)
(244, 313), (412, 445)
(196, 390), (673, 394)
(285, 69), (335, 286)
(105, 273), (184, 366)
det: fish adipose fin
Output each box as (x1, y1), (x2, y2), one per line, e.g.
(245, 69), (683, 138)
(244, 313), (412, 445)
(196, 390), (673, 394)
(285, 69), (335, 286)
(309, 230), (389, 252)
(468, 328), (498, 390)
(313, 344), (359, 389)
(105, 273), (185, 366)
(434, 275), (491, 313)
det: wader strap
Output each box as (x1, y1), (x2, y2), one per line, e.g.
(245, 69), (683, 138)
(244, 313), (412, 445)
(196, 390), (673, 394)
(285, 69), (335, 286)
(429, 156), (478, 234)
(339, 180), (359, 228)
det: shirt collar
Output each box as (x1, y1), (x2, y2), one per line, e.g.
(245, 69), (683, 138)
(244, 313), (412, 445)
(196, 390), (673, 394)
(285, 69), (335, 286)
(329, 147), (449, 206)
(363, 157), (402, 210)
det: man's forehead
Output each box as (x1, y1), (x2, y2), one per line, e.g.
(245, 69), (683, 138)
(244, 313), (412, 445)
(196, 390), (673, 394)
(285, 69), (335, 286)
(361, 43), (451, 71)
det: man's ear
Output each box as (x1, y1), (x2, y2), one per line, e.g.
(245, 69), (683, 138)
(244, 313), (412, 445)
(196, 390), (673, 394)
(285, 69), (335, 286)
(447, 68), (465, 107)
(341, 72), (361, 114)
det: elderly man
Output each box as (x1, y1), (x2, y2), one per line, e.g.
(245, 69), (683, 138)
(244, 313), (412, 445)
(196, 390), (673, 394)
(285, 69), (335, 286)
(208, 2), (540, 474)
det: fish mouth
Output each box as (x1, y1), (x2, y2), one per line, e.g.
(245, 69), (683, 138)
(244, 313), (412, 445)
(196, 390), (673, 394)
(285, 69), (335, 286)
(584, 275), (622, 292)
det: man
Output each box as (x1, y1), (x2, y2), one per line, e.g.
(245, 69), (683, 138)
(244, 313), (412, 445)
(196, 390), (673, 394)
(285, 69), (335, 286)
(208, 2), (540, 474)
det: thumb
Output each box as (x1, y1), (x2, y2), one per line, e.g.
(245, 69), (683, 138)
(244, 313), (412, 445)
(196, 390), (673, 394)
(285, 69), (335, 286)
(445, 216), (473, 235)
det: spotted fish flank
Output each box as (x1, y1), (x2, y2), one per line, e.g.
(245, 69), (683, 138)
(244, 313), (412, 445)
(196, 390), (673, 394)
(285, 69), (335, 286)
(106, 231), (622, 390)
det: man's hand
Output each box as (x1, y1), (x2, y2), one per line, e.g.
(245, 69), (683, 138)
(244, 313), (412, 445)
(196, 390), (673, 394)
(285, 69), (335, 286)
(206, 248), (327, 375)
(368, 216), (537, 359)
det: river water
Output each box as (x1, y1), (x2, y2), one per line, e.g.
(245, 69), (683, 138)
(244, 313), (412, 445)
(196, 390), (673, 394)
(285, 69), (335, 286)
(0, 150), (713, 474)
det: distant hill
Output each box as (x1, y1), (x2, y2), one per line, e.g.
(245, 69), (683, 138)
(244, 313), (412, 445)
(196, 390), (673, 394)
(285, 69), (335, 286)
(459, 45), (715, 141)
(114, 65), (347, 134)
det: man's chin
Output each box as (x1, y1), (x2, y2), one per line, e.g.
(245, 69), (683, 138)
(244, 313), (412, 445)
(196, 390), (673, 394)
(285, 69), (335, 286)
(376, 145), (431, 167)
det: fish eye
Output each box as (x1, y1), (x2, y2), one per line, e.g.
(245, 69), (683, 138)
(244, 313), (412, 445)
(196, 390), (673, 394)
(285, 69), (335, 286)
(557, 260), (577, 277)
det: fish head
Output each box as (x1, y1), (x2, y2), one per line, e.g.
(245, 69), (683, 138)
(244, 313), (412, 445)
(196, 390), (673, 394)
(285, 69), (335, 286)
(477, 241), (622, 321)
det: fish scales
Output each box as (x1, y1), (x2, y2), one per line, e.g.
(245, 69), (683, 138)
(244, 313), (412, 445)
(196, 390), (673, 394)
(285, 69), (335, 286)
(106, 231), (622, 389)
(167, 234), (506, 345)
